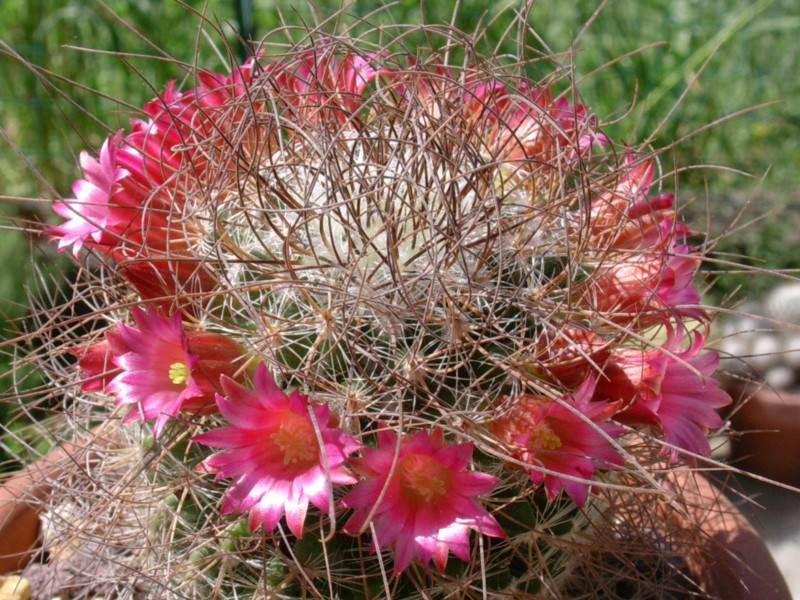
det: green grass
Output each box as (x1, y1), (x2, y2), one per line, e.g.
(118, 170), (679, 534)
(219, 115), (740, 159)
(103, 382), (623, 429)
(530, 0), (800, 186)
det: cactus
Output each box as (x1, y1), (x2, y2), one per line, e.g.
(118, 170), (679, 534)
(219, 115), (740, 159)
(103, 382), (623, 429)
(3, 11), (735, 600)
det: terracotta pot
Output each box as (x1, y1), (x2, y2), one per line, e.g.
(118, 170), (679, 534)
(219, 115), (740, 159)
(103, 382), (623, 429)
(0, 443), (74, 574)
(0, 450), (791, 598)
(728, 379), (800, 485)
(671, 469), (792, 600)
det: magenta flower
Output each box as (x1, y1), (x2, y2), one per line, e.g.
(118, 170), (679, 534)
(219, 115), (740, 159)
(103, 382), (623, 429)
(491, 378), (624, 506)
(586, 155), (685, 251)
(341, 428), (504, 574)
(269, 46), (384, 124)
(73, 331), (126, 393)
(194, 364), (360, 537)
(104, 308), (247, 435)
(530, 324), (611, 389)
(585, 240), (706, 326)
(458, 76), (604, 170)
(116, 257), (218, 314)
(50, 57), (265, 258)
(593, 327), (732, 461)
(108, 308), (202, 436)
(50, 133), (129, 256)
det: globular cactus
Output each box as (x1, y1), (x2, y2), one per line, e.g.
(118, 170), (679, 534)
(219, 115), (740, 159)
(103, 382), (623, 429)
(4, 13), (735, 600)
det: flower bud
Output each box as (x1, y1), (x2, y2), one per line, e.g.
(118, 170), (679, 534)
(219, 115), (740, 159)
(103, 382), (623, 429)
(117, 257), (218, 312)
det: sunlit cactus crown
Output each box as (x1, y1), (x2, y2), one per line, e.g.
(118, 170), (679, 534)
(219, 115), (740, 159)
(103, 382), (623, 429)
(32, 23), (733, 599)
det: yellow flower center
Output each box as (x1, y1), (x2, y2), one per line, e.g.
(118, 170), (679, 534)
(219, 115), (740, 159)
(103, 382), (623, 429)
(526, 424), (562, 452)
(271, 412), (319, 468)
(398, 454), (450, 506)
(168, 362), (190, 386)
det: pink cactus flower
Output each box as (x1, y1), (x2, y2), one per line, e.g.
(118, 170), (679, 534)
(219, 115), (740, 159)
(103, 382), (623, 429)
(73, 334), (125, 392)
(458, 75), (605, 171)
(584, 240), (705, 326)
(586, 156), (685, 251)
(269, 46), (384, 124)
(50, 58), (264, 257)
(194, 364), (360, 537)
(379, 64), (603, 174)
(108, 308), (201, 435)
(593, 327), (732, 461)
(530, 324), (611, 389)
(50, 133), (130, 256)
(342, 428), (504, 574)
(491, 377), (624, 506)
(103, 308), (247, 435)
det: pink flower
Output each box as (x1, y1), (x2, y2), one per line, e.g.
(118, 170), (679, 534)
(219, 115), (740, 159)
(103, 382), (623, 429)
(551, 96), (610, 158)
(593, 328), (732, 461)
(108, 308), (201, 435)
(48, 124), (184, 258)
(194, 364), (360, 537)
(50, 134), (130, 256)
(460, 76), (604, 170)
(73, 334), (125, 392)
(586, 156), (685, 251)
(529, 325), (611, 389)
(269, 46), (384, 123)
(104, 308), (247, 435)
(342, 428), (504, 574)
(491, 378), (624, 506)
(380, 64), (603, 174)
(50, 57), (265, 258)
(584, 240), (705, 326)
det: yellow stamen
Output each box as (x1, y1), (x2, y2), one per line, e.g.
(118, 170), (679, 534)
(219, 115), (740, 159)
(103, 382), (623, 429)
(168, 362), (190, 385)
(271, 413), (318, 467)
(528, 425), (562, 452)
(399, 454), (450, 505)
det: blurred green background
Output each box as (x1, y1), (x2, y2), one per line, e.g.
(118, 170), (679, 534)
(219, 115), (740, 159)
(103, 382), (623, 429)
(1, 0), (799, 461)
